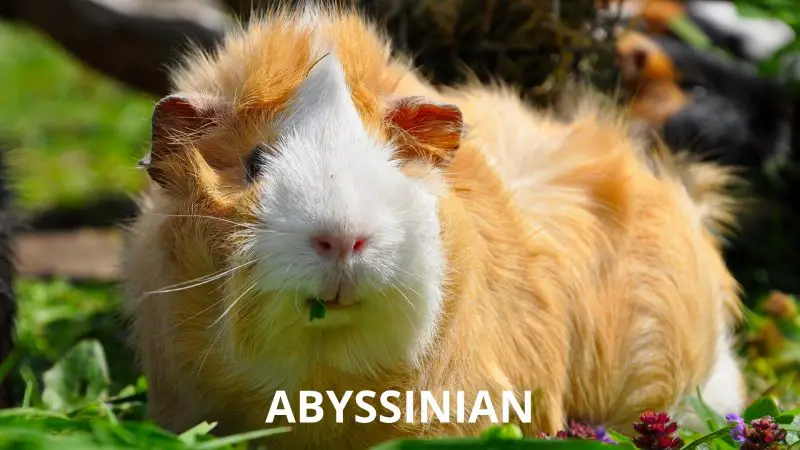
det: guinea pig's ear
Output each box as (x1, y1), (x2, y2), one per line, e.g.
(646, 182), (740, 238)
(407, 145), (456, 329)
(384, 96), (463, 169)
(630, 48), (649, 72)
(140, 93), (226, 188)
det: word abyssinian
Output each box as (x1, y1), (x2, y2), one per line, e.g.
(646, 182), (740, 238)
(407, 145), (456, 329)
(265, 390), (534, 425)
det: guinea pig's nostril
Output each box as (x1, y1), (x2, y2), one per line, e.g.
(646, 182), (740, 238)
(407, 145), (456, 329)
(312, 236), (334, 254)
(352, 238), (367, 254)
(311, 235), (368, 260)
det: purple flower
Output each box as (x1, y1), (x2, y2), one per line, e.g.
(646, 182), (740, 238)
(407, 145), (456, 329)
(726, 413), (747, 443)
(725, 414), (787, 449)
(595, 427), (617, 445)
(544, 420), (617, 444)
(743, 416), (787, 450)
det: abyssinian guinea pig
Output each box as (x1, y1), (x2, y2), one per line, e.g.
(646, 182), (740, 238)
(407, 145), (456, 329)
(122, 4), (746, 448)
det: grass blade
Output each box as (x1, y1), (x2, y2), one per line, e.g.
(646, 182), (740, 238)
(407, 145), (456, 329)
(193, 426), (292, 450)
(606, 430), (632, 444)
(680, 428), (732, 450)
(686, 390), (723, 432)
(0, 347), (19, 386)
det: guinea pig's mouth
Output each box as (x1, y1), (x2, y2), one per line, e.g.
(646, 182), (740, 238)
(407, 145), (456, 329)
(306, 279), (361, 312)
(305, 296), (353, 310)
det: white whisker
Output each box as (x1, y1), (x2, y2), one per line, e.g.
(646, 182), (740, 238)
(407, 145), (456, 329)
(151, 212), (258, 230)
(379, 285), (416, 327)
(145, 259), (259, 295)
(197, 324), (225, 375)
(389, 282), (417, 312)
(210, 281), (261, 328)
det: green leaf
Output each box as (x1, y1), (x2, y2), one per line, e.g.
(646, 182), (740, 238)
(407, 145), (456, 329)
(734, 0), (800, 27)
(309, 298), (326, 321)
(480, 424), (524, 440)
(785, 415), (800, 446)
(743, 397), (781, 422)
(0, 425), (113, 450)
(370, 438), (633, 449)
(0, 347), (19, 387)
(0, 407), (69, 420)
(776, 410), (799, 424)
(192, 426), (292, 450)
(106, 391), (148, 406)
(685, 391), (724, 432)
(19, 364), (39, 409)
(91, 420), (183, 449)
(711, 439), (738, 450)
(758, 38), (800, 78)
(668, 16), (713, 51)
(41, 339), (111, 413)
(179, 421), (218, 446)
(605, 430), (632, 444)
(136, 375), (149, 391)
(733, 2), (773, 19)
(680, 427), (732, 450)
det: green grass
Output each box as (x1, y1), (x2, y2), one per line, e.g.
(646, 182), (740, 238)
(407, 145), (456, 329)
(0, 22), (152, 213)
(1, 14), (800, 450)
(7, 276), (800, 449)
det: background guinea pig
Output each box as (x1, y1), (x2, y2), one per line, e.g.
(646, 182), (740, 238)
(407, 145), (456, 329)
(614, 28), (793, 169)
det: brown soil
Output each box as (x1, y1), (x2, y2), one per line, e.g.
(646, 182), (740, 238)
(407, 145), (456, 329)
(13, 228), (121, 281)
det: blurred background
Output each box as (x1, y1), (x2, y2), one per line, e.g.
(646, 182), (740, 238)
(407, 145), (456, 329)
(0, 0), (799, 425)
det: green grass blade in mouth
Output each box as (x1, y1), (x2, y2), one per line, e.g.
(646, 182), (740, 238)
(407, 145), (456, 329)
(309, 298), (327, 321)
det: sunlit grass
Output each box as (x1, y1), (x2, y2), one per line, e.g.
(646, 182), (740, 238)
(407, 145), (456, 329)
(0, 22), (153, 213)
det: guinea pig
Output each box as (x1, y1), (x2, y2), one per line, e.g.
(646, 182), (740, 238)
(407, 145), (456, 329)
(614, 29), (690, 127)
(122, 5), (746, 449)
(613, 28), (793, 169)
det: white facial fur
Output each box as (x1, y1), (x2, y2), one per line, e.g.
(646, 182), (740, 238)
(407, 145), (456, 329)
(225, 52), (446, 382)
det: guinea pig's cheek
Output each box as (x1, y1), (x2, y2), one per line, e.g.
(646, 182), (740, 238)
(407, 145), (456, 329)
(222, 291), (305, 361)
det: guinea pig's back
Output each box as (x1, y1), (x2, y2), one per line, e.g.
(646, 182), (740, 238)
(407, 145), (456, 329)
(442, 85), (743, 429)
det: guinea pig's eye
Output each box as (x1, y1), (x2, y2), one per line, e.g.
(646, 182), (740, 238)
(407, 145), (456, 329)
(244, 144), (265, 183)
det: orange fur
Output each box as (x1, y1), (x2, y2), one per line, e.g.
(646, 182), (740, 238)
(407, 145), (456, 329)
(122, 5), (744, 449)
(641, 0), (687, 34)
(615, 29), (689, 126)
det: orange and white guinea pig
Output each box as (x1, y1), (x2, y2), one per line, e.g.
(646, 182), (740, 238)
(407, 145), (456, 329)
(121, 4), (746, 449)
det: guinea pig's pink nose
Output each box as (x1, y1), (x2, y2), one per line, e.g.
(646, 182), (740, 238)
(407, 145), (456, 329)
(311, 234), (368, 261)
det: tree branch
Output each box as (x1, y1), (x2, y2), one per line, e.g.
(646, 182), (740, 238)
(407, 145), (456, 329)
(0, 0), (601, 102)
(0, 0), (419, 97)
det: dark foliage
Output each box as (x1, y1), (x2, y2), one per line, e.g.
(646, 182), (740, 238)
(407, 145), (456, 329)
(0, 146), (16, 408)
